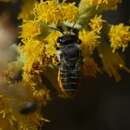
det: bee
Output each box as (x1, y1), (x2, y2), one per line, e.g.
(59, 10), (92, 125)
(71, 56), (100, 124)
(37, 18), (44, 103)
(57, 33), (82, 97)
(20, 101), (38, 115)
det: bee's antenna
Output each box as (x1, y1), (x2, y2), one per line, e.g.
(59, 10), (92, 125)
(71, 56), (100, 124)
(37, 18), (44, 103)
(72, 22), (76, 29)
(63, 21), (81, 35)
(48, 25), (64, 34)
(70, 22), (77, 34)
(57, 25), (64, 34)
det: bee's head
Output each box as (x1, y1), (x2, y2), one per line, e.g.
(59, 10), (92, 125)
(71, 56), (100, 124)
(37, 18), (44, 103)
(57, 34), (80, 45)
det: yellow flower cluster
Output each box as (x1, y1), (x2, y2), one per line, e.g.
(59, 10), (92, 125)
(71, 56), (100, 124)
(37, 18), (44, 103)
(33, 1), (79, 25)
(109, 23), (130, 52)
(21, 39), (45, 76)
(79, 28), (101, 77)
(20, 20), (41, 39)
(61, 3), (79, 23)
(33, 1), (61, 24)
(0, 79), (49, 130)
(20, 30), (61, 82)
(89, 15), (105, 34)
(79, 29), (100, 55)
(84, 0), (122, 10)
(44, 31), (62, 64)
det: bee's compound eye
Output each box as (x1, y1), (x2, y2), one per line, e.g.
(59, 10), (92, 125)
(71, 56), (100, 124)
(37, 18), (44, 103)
(20, 101), (38, 115)
(57, 37), (62, 43)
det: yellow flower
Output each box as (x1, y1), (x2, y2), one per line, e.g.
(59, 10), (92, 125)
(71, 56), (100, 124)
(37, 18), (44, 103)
(62, 3), (79, 22)
(33, 1), (62, 24)
(109, 23), (130, 52)
(20, 37), (59, 82)
(89, 15), (105, 33)
(20, 20), (41, 39)
(19, 30), (61, 82)
(45, 31), (62, 64)
(79, 29), (100, 55)
(0, 80), (48, 130)
(82, 0), (122, 10)
(20, 39), (45, 76)
(33, 1), (78, 25)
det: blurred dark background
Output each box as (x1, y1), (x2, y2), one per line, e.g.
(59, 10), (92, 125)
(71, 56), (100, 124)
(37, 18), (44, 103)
(0, 0), (130, 130)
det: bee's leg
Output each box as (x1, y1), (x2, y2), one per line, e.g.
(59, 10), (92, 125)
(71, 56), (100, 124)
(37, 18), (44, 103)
(57, 70), (68, 97)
